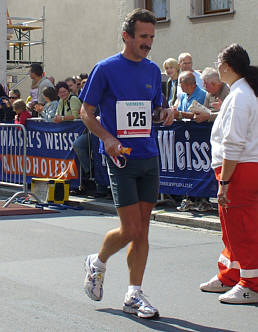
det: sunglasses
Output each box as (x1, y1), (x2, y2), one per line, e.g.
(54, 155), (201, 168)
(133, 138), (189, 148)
(9, 96), (18, 99)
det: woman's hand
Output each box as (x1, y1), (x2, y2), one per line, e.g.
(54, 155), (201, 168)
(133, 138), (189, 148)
(53, 115), (63, 123)
(217, 183), (230, 208)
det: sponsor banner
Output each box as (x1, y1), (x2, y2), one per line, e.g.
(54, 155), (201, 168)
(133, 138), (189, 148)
(0, 120), (86, 188)
(92, 121), (218, 198)
(154, 121), (218, 197)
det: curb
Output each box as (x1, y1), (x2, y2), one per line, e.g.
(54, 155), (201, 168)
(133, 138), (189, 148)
(71, 196), (221, 232)
(0, 187), (221, 232)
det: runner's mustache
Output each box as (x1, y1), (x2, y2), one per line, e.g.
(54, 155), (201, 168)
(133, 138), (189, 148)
(140, 45), (151, 51)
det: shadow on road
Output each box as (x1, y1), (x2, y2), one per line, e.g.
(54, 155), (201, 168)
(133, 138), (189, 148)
(97, 308), (235, 332)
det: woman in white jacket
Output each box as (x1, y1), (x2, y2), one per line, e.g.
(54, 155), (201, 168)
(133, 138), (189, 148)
(200, 44), (258, 304)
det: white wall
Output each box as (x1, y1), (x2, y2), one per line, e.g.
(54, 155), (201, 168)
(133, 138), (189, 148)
(6, 0), (258, 97)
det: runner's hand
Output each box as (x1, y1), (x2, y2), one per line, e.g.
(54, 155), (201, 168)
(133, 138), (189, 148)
(103, 137), (122, 156)
(160, 108), (174, 126)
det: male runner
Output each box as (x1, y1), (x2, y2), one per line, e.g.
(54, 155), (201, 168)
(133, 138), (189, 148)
(79, 8), (173, 319)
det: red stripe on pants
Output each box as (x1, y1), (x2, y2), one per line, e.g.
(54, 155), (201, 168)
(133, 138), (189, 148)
(215, 162), (258, 292)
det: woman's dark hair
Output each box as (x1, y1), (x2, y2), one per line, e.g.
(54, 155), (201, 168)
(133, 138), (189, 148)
(55, 81), (69, 93)
(122, 8), (156, 39)
(0, 84), (8, 98)
(219, 43), (258, 96)
(42, 86), (58, 101)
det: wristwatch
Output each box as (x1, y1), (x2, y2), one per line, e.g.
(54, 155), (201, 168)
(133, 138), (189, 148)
(220, 180), (230, 185)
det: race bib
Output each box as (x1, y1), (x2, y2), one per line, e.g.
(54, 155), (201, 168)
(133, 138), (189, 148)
(116, 100), (152, 138)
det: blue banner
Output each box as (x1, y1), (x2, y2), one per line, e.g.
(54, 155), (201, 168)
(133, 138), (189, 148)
(91, 121), (218, 198)
(0, 120), (86, 188)
(154, 121), (218, 197)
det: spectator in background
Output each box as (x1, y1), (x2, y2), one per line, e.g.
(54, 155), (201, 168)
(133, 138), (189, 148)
(47, 76), (55, 87)
(193, 67), (230, 123)
(172, 71), (213, 212)
(163, 57), (180, 106)
(0, 84), (16, 123)
(38, 87), (59, 122)
(79, 73), (88, 81)
(9, 89), (21, 104)
(65, 77), (80, 96)
(80, 78), (87, 90)
(172, 71), (206, 121)
(178, 52), (204, 90)
(29, 63), (54, 116)
(54, 81), (81, 123)
(13, 99), (31, 126)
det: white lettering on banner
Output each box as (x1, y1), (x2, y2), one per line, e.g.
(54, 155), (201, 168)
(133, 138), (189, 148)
(158, 130), (211, 172)
(240, 269), (258, 278)
(2, 156), (76, 179)
(41, 159), (47, 176)
(158, 130), (175, 172)
(218, 254), (240, 270)
(33, 157), (39, 174)
(0, 128), (79, 151)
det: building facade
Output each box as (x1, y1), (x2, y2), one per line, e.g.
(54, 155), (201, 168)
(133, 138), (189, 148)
(6, 0), (258, 96)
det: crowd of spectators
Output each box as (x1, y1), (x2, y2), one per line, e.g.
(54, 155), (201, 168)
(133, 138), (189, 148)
(0, 54), (229, 206)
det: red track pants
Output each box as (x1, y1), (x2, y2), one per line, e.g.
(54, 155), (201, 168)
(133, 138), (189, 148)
(215, 163), (258, 292)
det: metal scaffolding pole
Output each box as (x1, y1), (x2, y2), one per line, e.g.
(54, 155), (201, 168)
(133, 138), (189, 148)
(0, 0), (7, 86)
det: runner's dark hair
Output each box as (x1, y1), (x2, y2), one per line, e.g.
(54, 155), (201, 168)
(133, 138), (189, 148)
(122, 8), (156, 39)
(219, 43), (258, 97)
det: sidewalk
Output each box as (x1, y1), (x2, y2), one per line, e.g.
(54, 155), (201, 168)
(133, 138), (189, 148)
(0, 187), (221, 231)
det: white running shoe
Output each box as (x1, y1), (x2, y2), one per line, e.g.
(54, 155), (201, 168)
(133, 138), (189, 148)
(83, 254), (105, 301)
(219, 284), (258, 304)
(200, 275), (232, 293)
(123, 290), (159, 319)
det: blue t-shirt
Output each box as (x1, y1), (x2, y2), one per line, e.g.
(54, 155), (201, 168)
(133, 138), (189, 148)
(178, 85), (206, 112)
(79, 53), (162, 159)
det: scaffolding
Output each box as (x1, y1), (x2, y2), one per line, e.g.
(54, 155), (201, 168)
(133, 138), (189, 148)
(6, 7), (45, 89)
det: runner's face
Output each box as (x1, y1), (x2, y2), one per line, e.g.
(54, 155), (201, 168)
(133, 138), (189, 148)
(126, 21), (155, 60)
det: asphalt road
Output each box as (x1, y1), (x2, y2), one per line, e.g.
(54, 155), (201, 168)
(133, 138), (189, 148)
(0, 208), (257, 332)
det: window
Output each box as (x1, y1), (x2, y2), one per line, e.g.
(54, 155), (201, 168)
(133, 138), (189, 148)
(204, 0), (230, 14)
(135, 0), (170, 22)
(189, 0), (234, 18)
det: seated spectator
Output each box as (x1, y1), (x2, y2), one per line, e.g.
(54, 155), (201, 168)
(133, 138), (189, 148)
(172, 72), (213, 212)
(172, 71), (206, 120)
(65, 77), (80, 96)
(163, 58), (180, 106)
(54, 81), (81, 123)
(0, 84), (16, 123)
(193, 67), (230, 123)
(13, 99), (32, 126)
(38, 87), (59, 122)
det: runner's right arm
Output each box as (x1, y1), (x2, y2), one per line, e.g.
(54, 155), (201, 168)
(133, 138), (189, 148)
(80, 102), (121, 156)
